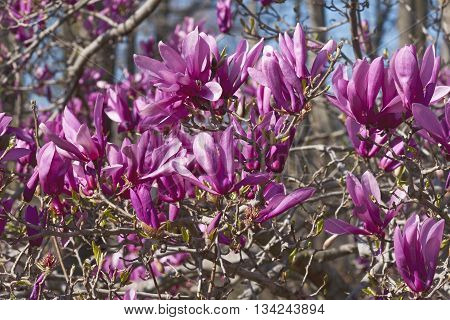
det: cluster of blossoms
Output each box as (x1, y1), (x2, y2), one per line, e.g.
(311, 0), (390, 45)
(0, 1), (448, 300)
(324, 45), (449, 294)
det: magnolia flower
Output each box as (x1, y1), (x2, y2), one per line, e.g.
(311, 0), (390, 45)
(412, 103), (449, 154)
(168, 17), (207, 52)
(379, 138), (416, 172)
(0, 112), (12, 136)
(254, 182), (315, 223)
(345, 118), (387, 158)
(157, 175), (186, 203)
(249, 44), (306, 114)
(120, 131), (185, 184)
(216, 0), (232, 33)
(260, 112), (296, 173)
(329, 59), (405, 130)
(394, 214), (444, 293)
(206, 212), (222, 235)
(216, 38), (264, 98)
(390, 45), (450, 110)
(134, 28), (222, 111)
(101, 142), (127, 193)
(136, 90), (189, 131)
(189, 126), (235, 195)
(105, 86), (135, 132)
(325, 171), (405, 240)
(130, 184), (160, 229)
(23, 142), (71, 201)
(260, 0), (274, 6)
(174, 126), (270, 195)
(249, 24), (336, 114)
(40, 95), (105, 162)
(29, 273), (46, 300)
(232, 112), (262, 172)
(38, 142), (71, 196)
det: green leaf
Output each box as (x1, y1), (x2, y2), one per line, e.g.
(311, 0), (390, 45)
(91, 241), (103, 266)
(440, 237), (449, 250)
(181, 227), (190, 244)
(288, 248), (298, 265)
(315, 218), (324, 235)
(15, 280), (32, 287)
(120, 270), (131, 286)
(362, 287), (376, 296)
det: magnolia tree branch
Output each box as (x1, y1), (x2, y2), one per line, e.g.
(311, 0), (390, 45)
(61, 0), (163, 108)
(349, 0), (363, 59)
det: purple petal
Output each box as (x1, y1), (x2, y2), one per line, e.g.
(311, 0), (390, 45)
(256, 187), (315, 222)
(0, 148), (30, 161)
(25, 206), (42, 247)
(361, 170), (381, 203)
(158, 42), (186, 73)
(206, 212), (222, 234)
(367, 57), (384, 109)
(248, 68), (269, 87)
(346, 171), (365, 207)
(324, 218), (370, 235)
(412, 103), (445, 140)
(429, 86), (450, 104)
(75, 124), (99, 161)
(40, 124), (85, 161)
(199, 81), (223, 101)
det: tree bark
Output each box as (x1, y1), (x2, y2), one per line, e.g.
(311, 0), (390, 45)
(307, 0), (326, 42)
(397, 0), (414, 47)
(441, 0), (450, 63)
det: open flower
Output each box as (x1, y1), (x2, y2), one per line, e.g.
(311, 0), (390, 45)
(324, 171), (406, 240)
(216, 38), (264, 99)
(329, 58), (406, 130)
(394, 214), (444, 293)
(174, 126), (270, 195)
(249, 23), (336, 114)
(40, 95), (105, 162)
(390, 45), (449, 110)
(254, 182), (315, 223)
(134, 28), (222, 113)
(345, 117), (387, 158)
